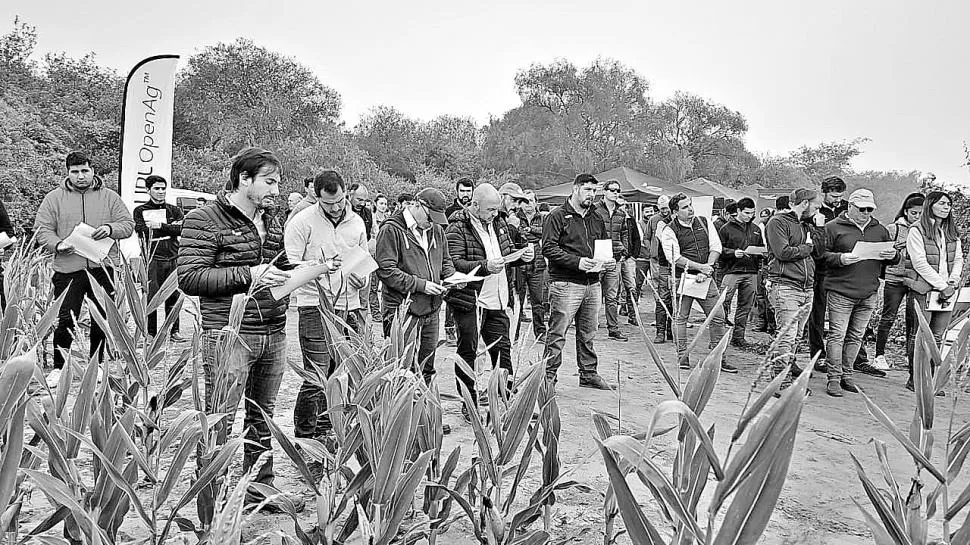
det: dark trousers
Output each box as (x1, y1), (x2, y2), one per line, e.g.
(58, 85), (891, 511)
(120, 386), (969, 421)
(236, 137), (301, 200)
(721, 272), (757, 342)
(653, 263), (673, 336)
(517, 267), (549, 337)
(809, 274), (868, 364)
(455, 307), (512, 401)
(383, 309), (440, 382)
(875, 282), (915, 361)
(0, 268), (6, 312)
(294, 306), (364, 439)
(52, 268), (114, 369)
(753, 267), (776, 333)
(146, 258), (180, 337)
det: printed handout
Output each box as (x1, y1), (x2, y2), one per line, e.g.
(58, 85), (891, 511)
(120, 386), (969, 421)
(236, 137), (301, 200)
(63, 223), (114, 263)
(850, 241), (895, 261)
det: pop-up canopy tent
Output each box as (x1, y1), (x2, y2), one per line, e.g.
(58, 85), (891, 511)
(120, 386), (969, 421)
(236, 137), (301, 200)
(535, 167), (704, 204)
(680, 177), (759, 203)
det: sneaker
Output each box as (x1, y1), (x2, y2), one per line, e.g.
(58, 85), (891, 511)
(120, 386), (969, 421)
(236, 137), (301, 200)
(445, 329), (458, 347)
(854, 362), (887, 378)
(608, 331), (629, 342)
(46, 368), (62, 390)
(442, 424), (452, 435)
(654, 332), (666, 344)
(247, 491), (307, 514)
(720, 362), (739, 374)
(579, 374), (616, 391)
(730, 339), (758, 352)
(826, 380), (843, 398)
(872, 355), (891, 371)
(790, 364), (804, 378)
(461, 404), (474, 424)
(814, 360), (828, 373)
(905, 379), (914, 392)
(170, 333), (188, 343)
(840, 378), (859, 393)
(619, 306), (629, 317)
(628, 316), (639, 326)
(521, 315), (532, 323)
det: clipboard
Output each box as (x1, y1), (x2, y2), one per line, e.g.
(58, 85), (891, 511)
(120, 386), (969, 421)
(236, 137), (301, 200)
(679, 273), (712, 299)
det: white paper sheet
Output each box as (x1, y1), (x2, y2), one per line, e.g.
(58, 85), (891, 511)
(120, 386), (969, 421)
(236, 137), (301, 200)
(143, 209), (167, 224)
(271, 262), (332, 300)
(744, 246), (768, 256)
(340, 245), (379, 278)
(850, 241), (896, 261)
(63, 223), (114, 263)
(444, 265), (485, 285)
(679, 273), (712, 299)
(589, 239), (613, 273)
(503, 245), (530, 264)
(927, 291), (957, 312)
(0, 232), (16, 250)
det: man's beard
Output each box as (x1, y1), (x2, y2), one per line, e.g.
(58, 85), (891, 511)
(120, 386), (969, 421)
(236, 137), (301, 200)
(459, 196), (471, 205)
(579, 197), (592, 209)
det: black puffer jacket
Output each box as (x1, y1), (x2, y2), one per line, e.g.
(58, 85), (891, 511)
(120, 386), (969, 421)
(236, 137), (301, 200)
(178, 192), (294, 334)
(515, 211), (546, 273)
(445, 209), (525, 310)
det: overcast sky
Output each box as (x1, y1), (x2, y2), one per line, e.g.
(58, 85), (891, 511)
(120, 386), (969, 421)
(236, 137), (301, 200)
(5, 0), (969, 185)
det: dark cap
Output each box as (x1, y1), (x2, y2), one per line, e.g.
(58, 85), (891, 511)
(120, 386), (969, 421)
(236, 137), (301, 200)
(415, 187), (449, 225)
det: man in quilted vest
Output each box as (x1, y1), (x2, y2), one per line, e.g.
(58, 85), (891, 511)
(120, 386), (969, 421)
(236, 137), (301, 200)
(178, 147), (302, 514)
(594, 179), (633, 342)
(660, 194), (735, 373)
(446, 183), (534, 421)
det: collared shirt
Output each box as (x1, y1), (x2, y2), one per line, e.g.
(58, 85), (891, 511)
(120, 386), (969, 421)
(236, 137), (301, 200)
(660, 216), (722, 267)
(404, 208), (430, 253)
(471, 217), (509, 310)
(229, 199), (266, 242)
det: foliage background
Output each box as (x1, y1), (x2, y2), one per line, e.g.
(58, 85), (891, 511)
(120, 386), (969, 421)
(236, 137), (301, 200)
(0, 17), (964, 235)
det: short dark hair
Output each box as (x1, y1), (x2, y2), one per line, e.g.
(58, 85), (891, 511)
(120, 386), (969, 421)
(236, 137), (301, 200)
(538, 203), (550, 212)
(604, 179), (621, 192)
(66, 151), (91, 169)
(314, 170), (345, 197)
(574, 173), (598, 186)
(669, 193), (690, 212)
(821, 175), (846, 194)
(303, 176), (314, 189)
(775, 196), (790, 210)
(737, 197), (756, 210)
(724, 202), (738, 214)
(145, 175), (168, 189)
(455, 177), (474, 192)
(790, 188), (819, 206)
(397, 192), (414, 204)
(375, 193), (387, 203)
(228, 147), (281, 190)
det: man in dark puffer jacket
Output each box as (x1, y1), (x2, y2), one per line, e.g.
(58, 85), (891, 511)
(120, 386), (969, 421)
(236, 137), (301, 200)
(446, 184), (532, 417)
(177, 147), (301, 514)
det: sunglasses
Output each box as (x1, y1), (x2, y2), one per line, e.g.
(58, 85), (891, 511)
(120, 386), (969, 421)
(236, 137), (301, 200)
(856, 206), (874, 213)
(605, 187), (620, 193)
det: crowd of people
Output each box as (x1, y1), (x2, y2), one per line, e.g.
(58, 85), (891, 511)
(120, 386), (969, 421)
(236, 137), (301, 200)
(7, 147), (964, 513)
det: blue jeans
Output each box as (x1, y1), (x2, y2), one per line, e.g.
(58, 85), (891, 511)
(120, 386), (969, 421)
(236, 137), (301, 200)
(202, 329), (286, 489)
(601, 265), (622, 334)
(294, 306), (364, 439)
(826, 291), (878, 381)
(768, 284), (813, 382)
(673, 276), (726, 363)
(544, 280), (601, 380)
(721, 273), (757, 342)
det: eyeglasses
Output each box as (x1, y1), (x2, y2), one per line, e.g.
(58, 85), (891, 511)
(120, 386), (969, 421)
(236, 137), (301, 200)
(605, 187), (620, 193)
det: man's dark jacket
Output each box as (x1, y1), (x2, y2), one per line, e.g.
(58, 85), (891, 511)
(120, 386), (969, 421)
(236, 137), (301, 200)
(177, 192), (294, 335)
(718, 219), (765, 275)
(134, 200), (184, 261)
(445, 209), (526, 311)
(821, 214), (898, 299)
(515, 210), (546, 273)
(375, 210), (456, 317)
(593, 200), (629, 259)
(542, 198), (608, 284)
(445, 199), (465, 222)
(764, 211), (824, 290)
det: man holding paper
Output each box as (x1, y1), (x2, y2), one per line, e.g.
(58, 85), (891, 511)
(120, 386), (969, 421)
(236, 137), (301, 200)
(375, 187), (456, 385)
(819, 188), (898, 398)
(285, 170), (369, 455)
(541, 173), (615, 391)
(133, 175), (186, 342)
(660, 193), (735, 373)
(594, 180), (634, 341)
(177, 147), (303, 513)
(717, 197), (765, 351)
(34, 151), (134, 384)
(446, 183), (533, 419)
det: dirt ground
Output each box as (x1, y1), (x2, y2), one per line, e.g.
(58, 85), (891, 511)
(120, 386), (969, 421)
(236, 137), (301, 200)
(16, 296), (969, 545)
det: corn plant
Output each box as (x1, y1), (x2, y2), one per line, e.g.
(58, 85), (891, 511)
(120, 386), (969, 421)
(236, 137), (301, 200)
(592, 298), (814, 545)
(850, 299), (970, 545)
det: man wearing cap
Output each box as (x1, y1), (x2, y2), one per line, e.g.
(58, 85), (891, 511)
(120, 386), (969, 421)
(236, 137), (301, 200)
(542, 173), (615, 390)
(594, 179), (633, 341)
(375, 187), (456, 384)
(643, 195), (674, 343)
(819, 188), (898, 397)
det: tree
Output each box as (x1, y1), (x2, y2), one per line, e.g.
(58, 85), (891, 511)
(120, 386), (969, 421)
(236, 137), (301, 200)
(786, 137), (869, 180)
(174, 38), (341, 152)
(655, 91), (749, 181)
(353, 106), (422, 181)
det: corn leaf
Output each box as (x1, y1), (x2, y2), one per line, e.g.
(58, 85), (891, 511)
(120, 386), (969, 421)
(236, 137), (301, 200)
(254, 401), (321, 496)
(120, 263), (147, 336)
(642, 399), (723, 479)
(861, 392), (945, 484)
(155, 427), (204, 511)
(936, 316), (970, 393)
(376, 449), (434, 545)
(678, 288), (730, 369)
(850, 453), (913, 545)
(0, 352), (36, 427)
(459, 381), (499, 485)
(373, 390), (415, 505)
(164, 436), (243, 531)
(499, 362), (543, 465)
(913, 306), (937, 430)
(0, 402), (25, 516)
(596, 440), (666, 545)
(853, 499), (902, 545)
(731, 364), (791, 442)
(682, 331), (729, 419)
(146, 268), (180, 314)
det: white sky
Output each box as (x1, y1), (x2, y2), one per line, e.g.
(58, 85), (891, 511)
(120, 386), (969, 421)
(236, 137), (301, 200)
(5, 0), (969, 184)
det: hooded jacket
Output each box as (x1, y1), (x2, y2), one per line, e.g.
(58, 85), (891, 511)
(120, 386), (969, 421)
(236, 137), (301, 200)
(821, 213), (897, 299)
(375, 210), (456, 317)
(764, 211), (823, 290)
(34, 177), (135, 273)
(542, 198), (608, 284)
(177, 192), (294, 334)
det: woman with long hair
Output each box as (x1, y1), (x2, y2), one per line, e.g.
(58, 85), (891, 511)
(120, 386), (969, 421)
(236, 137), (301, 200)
(905, 190), (964, 391)
(874, 193), (923, 371)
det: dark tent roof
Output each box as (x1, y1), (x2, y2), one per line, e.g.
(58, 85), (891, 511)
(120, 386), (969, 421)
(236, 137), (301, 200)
(535, 167), (703, 204)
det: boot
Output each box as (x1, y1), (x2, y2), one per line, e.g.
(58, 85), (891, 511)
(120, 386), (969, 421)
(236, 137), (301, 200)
(826, 380), (843, 397)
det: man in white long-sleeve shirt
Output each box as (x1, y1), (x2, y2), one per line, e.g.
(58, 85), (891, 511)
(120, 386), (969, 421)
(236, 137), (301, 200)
(660, 193), (735, 372)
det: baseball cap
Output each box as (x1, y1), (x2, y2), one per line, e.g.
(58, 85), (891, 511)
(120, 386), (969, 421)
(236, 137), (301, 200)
(848, 188), (877, 210)
(657, 195), (670, 209)
(499, 182), (527, 200)
(415, 187), (449, 225)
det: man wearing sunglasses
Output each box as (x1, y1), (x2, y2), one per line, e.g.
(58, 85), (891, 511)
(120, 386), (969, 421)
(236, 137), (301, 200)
(819, 189), (898, 398)
(594, 180), (633, 341)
